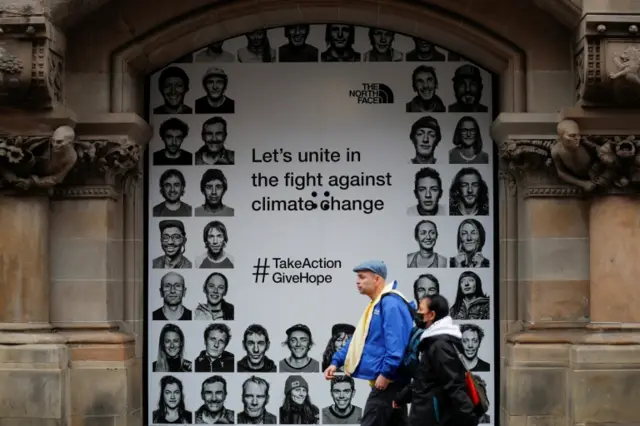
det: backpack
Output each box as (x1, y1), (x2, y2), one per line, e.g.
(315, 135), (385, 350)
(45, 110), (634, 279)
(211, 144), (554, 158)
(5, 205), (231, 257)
(451, 343), (490, 416)
(380, 293), (425, 378)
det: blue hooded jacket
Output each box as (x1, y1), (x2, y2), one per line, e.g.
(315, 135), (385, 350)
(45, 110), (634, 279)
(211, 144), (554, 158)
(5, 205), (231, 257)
(331, 282), (413, 382)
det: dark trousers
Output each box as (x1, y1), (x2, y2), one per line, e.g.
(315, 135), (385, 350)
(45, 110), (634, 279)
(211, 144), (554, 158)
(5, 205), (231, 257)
(360, 382), (408, 426)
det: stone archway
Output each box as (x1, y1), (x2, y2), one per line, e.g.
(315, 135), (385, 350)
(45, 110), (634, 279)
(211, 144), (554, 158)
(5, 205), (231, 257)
(0, 1), (590, 426)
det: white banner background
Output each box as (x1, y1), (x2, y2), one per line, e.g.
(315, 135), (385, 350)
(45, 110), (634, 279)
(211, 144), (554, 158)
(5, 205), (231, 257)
(146, 24), (496, 426)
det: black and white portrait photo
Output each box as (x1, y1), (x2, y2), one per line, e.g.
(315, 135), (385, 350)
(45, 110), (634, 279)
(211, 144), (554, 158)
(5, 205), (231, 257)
(409, 116), (442, 164)
(153, 169), (193, 217)
(195, 67), (236, 114)
(152, 271), (192, 320)
(364, 28), (402, 62)
(195, 169), (235, 217)
(238, 29), (276, 63)
(237, 324), (277, 373)
(459, 324), (490, 372)
(195, 116), (235, 165)
(195, 41), (235, 63)
(152, 118), (193, 166)
(152, 375), (193, 424)
(196, 221), (234, 269)
(194, 376), (235, 424)
(448, 64), (489, 113)
(152, 220), (193, 269)
(321, 323), (355, 372)
(279, 324), (320, 373)
(407, 167), (444, 216)
(407, 220), (447, 268)
(450, 271), (490, 320)
(405, 66), (446, 113)
(153, 323), (192, 373)
(280, 375), (320, 424)
(237, 376), (277, 424)
(194, 323), (235, 373)
(472, 374), (491, 424)
(450, 218), (490, 268)
(449, 168), (490, 216)
(405, 38), (446, 62)
(322, 375), (362, 424)
(449, 116), (490, 164)
(194, 272), (235, 321)
(321, 24), (361, 62)
(413, 273), (440, 306)
(153, 66), (193, 115)
(279, 25), (319, 62)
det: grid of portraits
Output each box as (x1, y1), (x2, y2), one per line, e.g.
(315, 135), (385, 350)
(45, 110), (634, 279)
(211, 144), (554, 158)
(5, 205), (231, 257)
(146, 24), (495, 425)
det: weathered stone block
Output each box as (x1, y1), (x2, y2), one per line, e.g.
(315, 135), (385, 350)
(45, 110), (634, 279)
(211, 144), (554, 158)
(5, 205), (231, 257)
(506, 366), (566, 415)
(0, 369), (63, 418)
(70, 365), (128, 416)
(572, 369), (640, 423)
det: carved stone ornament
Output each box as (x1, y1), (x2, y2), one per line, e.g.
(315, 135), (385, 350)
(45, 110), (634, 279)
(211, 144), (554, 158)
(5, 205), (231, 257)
(0, 130), (142, 195)
(500, 119), (640, 196)
(0, 14), (64, 109)
(576, 15), (640, 107)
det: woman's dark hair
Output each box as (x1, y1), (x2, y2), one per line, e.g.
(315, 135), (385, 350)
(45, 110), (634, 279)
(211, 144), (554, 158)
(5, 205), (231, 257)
(280, 392), (319, 424)
(450, 271), (487, 316)
(153, 375), (188, 423)
(425, 294), (450, 322)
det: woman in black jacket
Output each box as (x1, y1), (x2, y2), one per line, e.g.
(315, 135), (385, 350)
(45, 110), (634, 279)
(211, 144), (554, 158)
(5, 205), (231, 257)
(394, 295), (479, 426)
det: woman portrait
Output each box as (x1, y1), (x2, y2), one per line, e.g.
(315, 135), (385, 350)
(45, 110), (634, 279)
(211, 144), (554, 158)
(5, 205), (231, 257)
(279, 375), (320, 424)
(450, 271), (490, 320)
(153, 323), (192, 373)
(448, 116), (489, 164)
(407, 220), (447, 268)
(449, 218), (490, 268)
(321, 323), (356, 372)
(152, 375), (193, 424)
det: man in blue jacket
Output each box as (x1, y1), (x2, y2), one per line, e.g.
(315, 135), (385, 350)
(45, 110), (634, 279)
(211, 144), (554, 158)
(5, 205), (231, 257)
(323, 260), (413, 426)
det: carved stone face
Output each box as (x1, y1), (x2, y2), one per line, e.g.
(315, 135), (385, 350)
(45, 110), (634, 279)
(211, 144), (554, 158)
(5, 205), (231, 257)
(51, 125), (75, 150)
(558, 120), (580, 150)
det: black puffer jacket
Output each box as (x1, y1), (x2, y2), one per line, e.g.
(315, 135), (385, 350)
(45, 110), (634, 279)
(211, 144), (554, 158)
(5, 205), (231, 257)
(396, 317), (478, 426)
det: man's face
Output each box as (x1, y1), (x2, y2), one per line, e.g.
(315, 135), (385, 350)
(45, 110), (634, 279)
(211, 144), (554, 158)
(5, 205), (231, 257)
(461, 330), (480, 359)
(204, 178), (225, 206)
(329, 25), (351, 49)
(288, 25), (308, 47)
(206, 227), (225, 255)
(331, 382), (354, 409)
(288, 330), (311, 359)
(414, 71), (436, 101)
(160, 227), (185, 257)
(247, 30), (266, 48)
(205, 329), (228, 358)
(415, 277), (438, 302)
(161, 175), (183, 203)
(415, 176), (441, 212)
(161, 273), (185, 306)
(371, 29), (394, 54)
(244, 332), (268, 363)
(417, 222), (437, 251)
(459, 223), (480, 253)
(243, 382), (267, 417)
(459, 120), (477, 147)
(454, 77), (481, 105)
(355, 271), (379, 296)
(458, 173), (480, 207)
(204, 76), (226, 99)
(163, 383), (181, 409)
(202, 381), (226, 413)
(412, 127), (437, 157)
(163, 129), (185, 154)
(163, 331), (182, 358)
(561, 124), (580, 150)
(202, 123), (226, 153)
(460, 275), (477, 296)
(205, 275), (226, 305)
(162, 77), (186, 107)
(290, 387), (307, 405)
(414, 39), (434, 53)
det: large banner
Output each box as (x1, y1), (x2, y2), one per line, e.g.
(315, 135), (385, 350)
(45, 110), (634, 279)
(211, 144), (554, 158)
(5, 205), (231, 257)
(146, 24), (496, 426)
